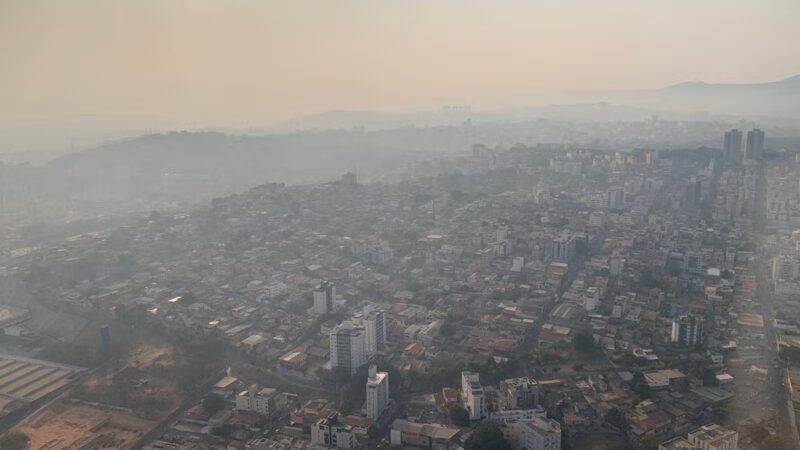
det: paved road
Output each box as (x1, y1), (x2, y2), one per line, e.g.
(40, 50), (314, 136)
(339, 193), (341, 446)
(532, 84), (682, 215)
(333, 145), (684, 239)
(753, 160), (800, 449)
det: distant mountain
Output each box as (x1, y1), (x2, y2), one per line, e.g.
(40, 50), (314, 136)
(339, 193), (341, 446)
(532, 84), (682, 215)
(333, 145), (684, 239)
(0, 131), (434, 218)
(263, 102), (724, 133)
(566, 75), (800, 119)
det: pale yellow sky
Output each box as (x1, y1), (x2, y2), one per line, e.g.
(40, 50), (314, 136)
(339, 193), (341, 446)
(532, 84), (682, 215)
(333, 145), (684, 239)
(1, 0), (799, 128)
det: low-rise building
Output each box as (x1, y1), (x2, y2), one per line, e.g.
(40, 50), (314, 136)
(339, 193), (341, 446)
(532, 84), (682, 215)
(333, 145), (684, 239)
(235, 384), (280, 416)
(389, 419), (460, 449)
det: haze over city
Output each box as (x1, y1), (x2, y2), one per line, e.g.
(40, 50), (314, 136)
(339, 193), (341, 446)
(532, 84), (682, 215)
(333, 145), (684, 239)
(2, 2), (800, 450)
(2, 0), (800, 151)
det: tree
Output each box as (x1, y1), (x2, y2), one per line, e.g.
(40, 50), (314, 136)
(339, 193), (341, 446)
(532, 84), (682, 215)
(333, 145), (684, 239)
(604, 407), (627, 431)
(631, 371), (651, 400)
(573, 329), (595, 352)
(720, 269), (734, 280)
(702, 368), (719, 387)
(449, 404), (471, 427)
(0, 431), (29, 450)
(759, 434), (795, 450)
(665, 260), (682, 277)
(368, 425), (384, 440)
(212, 423), (234, 437)
(203, 393), (225, 416)
(465, 421), (511, 450)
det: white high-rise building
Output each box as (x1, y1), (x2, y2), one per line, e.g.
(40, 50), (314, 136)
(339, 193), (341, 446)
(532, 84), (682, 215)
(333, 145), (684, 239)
(313, 281), (336, 315)
(461, 371), (486, 420)
(363, 309), (386, 358)
(330, 321), (367, 376)
(366, 365), (389, 421)
(519, 417), (561, 450)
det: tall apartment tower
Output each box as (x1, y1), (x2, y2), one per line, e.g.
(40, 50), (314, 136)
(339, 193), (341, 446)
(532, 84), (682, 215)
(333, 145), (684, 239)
(606, 187), (625, 210)
(363, 309), (386, 359)
(551, 234), (575, 263)
(745, 128), (765, 160)
(671, 315), (704, 346)
(313, 281), (336, 315)
(366, 365), (389, 421)
(723, 129), (743, 162)
(330, 321), (367, 376)
(461, 371), (486, 420)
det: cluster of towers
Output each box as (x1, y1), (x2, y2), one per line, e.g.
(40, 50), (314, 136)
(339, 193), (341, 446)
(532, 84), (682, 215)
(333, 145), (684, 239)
(723, 128), (764, 163)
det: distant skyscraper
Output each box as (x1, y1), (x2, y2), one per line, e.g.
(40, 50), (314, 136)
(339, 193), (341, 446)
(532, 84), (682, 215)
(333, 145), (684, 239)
(330, 321), (367, 376)
(745, 128), (765, 160)
(313, 281), (336, 315)
(363, 309), (386, 359)
(606, 187), (625, 209)
(723, 129), (742, 162)
(366, 365), (389, 421)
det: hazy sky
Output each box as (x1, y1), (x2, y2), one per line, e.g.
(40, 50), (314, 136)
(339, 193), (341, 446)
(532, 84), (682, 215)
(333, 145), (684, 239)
(2, 0), (799, 130)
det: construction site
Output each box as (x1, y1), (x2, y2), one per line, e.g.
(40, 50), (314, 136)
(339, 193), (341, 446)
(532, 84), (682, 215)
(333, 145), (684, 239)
(16, 399), (157, 449)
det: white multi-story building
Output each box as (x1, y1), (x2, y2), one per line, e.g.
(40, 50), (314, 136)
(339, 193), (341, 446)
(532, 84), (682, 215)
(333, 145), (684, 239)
(490, 406), (547, 422)
(519, 417), (561, 450)
(493, 408), (548, 449)
(235, 384), (279, 416)
(461, 371), (486, 420)
(687, 424), (738, 450)
(363, 308), (386, 359)
(366, 365), (389, 421)
(584, 287), (599, 312)
(661, 424), (738, 450)
(264, 282), (287, 299)
(330, 321), (367, 376)
(311, 413), (355, 449)
(313, 281), (336, 315)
